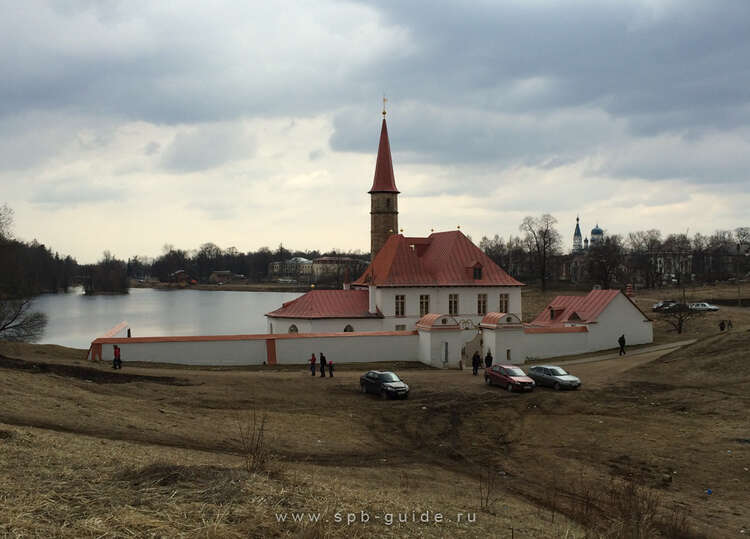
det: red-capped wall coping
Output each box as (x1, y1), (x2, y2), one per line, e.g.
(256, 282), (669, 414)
(523, 326), (588, 334)
(92, 330), (418, 345)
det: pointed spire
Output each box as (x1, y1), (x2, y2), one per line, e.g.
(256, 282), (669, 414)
(369, 117), (399, 194)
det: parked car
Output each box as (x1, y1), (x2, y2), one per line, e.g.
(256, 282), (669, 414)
(652, 300), (677, 312)
(485, 364), (535, 392)
(689, 302), (719, 312)
(360, 371), (409, 399)
(527, 365), (581, 390)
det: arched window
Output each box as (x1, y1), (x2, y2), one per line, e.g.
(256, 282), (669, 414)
(344, 324), (354, 332)
(288, 324), (298, 334)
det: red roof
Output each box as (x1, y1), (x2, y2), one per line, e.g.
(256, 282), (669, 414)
(353, 231), (523, 287)
(265, 289), (382, 319)
(416, 313), (459, 330)
(530, 290), (647, 326)
(368, 118), (399, 194)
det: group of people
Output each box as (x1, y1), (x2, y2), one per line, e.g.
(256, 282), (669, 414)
(719, 319), (733, 331)
(309, 353), (334, 377)
(470, 350), (493, 375)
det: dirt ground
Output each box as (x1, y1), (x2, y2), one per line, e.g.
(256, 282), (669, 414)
(1, 286), (748, 537)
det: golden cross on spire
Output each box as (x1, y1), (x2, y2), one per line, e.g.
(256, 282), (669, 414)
(382, 95), (388, 117)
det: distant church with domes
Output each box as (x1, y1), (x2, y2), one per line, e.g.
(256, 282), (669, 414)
(572, 216), (604, 255)
(562, 217), (606, 282)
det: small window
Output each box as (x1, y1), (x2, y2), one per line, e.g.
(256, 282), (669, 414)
(343, 324), (354, 332)
(419, 294), (430, 316)
(395, 324), (406, 331)
(473, 266), (482, 279)
(288, 324), (298, 334)
(395, 295), (405, 317)
(386, 198), (391, 209)
(499, 293), (509, 313)
(477, 293), (487, 315)
(449, 294), (459, 316)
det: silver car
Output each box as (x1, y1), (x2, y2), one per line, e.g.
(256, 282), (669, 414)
(527, 365), (581, 390)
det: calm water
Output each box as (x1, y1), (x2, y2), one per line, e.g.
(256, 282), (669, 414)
(31, 287), (302, 349)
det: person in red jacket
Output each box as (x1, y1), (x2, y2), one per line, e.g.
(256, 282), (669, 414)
(113, 345), (122, 369)
(309, 353), (316, 376)
(328, 359), (334, 378)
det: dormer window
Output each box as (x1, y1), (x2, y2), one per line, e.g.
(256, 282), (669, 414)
(473, 266), (482, 279)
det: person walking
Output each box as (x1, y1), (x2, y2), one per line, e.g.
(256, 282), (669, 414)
(719, 320), (726, 332)
(309, 353), (317, 376)
(471, 351), (481, 375)
(328, 359), (334, 378)
(319, 352), (327, 377)
(484, 350), (493, 369)
(618, 334), (626, 356)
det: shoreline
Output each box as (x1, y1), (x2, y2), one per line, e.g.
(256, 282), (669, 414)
(129, 281), (311, 293)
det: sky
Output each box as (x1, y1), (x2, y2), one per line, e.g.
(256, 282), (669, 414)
(1, 0), (749, 263)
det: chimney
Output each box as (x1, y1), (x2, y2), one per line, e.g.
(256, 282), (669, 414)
(368, 285), (377, 314)
(342, 267), (351, 290)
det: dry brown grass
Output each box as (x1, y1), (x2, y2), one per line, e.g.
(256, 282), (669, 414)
(2, 285), (748, 537)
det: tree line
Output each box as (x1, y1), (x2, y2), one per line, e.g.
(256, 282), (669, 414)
(480, 214), (750, 291)
(131, 242), (368, 284)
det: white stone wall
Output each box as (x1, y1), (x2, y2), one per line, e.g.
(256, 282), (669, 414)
(276, 333), (418, 365)
(520, 331), (590, 361)
(482, 327), (527, 365)
(98, 339), (268, 366)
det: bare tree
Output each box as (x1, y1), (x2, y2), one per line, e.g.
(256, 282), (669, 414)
(587, 235), (625, 289)
(519, 214), (561, 291)
(657, 290), (702, 334)
(0, 298), (48, 342)
(0, 203), (13, 240)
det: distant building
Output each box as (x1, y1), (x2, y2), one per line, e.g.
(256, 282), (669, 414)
(208, 270), (245, 284)
(312, 256), (368, 283)
(268, 257), (313, 282)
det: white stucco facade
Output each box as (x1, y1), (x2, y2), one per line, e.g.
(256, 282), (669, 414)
(266, 285), (522, 334)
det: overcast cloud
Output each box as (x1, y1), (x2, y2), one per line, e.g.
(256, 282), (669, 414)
(0, 0), (748, 262)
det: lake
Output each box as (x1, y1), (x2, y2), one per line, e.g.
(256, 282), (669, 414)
(30, 287), (303, 349)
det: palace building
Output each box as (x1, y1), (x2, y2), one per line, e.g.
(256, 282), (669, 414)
(266, 111), (523, 335)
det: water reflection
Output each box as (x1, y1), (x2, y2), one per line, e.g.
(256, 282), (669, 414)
(30, 287), (302, 349)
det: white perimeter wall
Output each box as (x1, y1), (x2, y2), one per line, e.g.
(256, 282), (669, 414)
(521, 331), (590, 361)
(275, 333), (418, 365)
(98, 340), (267, 366)
(483, 327), (527, 365)
(95, 333), (418, 366)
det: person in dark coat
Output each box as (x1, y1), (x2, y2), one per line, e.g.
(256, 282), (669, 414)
(484, 350), (493, 369)
(618, 334), (626, 356)
(471, 351), (481, 375)
(309, 353), (316, 376)
(328, 359), (334, 378)
(319, 353), (327, 377)
(719, 320), (726, 332)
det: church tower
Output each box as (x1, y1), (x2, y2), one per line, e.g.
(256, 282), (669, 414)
(369, 108), (399, 260)
(573, 216), (583, 254)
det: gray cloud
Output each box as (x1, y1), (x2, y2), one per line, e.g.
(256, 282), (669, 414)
(160, 123), (255, 172)
(31, 178), (126, 208)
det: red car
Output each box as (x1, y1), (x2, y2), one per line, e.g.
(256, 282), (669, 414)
(485, 364), (535, 392)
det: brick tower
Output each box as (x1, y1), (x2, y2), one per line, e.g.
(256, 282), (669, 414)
(369, 110), (399, 260)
